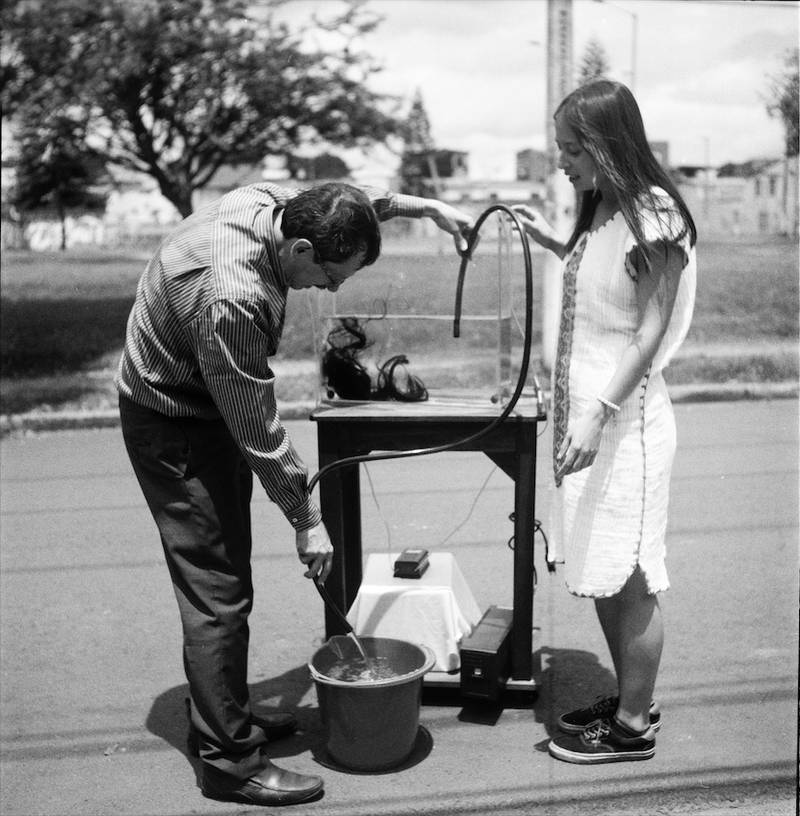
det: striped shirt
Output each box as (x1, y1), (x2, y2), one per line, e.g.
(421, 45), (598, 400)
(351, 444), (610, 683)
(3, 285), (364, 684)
(116, 182), (426, 530)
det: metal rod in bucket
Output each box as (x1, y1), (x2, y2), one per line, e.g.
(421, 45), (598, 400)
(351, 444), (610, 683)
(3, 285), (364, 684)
(314, 578), (367, 660)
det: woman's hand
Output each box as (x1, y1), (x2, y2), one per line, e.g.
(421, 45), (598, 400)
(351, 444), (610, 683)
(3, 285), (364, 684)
(512, 205), (564, 257)
(296, 521), (333, 583)
(555, 402), (610, 479)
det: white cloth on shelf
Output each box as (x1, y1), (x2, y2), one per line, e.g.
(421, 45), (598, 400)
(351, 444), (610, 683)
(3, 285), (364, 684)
(346, 552), (482, 672)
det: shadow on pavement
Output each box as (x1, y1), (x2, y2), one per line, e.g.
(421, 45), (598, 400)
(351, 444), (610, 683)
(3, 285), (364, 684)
(530, 646), (616, 751)
(145, 665), (323, 775)
(311, 726), (434, 775)
(145, 684), (195, 760)
(144, 647), (615, 775)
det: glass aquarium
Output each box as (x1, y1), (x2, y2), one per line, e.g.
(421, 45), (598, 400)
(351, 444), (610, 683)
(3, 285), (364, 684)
(299, 207), (546, 408)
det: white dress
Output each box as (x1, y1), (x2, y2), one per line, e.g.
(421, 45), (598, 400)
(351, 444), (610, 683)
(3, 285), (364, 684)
(549, 189), (696, 598)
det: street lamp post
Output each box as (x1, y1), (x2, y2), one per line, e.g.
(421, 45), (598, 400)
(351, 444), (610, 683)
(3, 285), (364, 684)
(593, 0), (637, 92)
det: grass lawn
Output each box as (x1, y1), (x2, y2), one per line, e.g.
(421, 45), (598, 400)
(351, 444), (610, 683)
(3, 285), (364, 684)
(1, 235), (797, 414)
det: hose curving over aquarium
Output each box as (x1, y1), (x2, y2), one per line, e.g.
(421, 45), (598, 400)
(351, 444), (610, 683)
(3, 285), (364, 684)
(307, 203), (535, 495)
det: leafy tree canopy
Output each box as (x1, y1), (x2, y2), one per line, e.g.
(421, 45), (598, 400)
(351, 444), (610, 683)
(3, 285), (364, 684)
(577, 37), (611, 87)
(401, 88), (435, 153)
(398, 89), (437, 197)
(285, 152), (350, 181)
(1, 0), (401, 216)
(10, 101), (108, 249)
(717, 159), (775, 178)
(764, 47), (799, 158)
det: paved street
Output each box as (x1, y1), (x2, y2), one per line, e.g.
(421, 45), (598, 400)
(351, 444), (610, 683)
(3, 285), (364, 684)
(0, 399), (797, 816)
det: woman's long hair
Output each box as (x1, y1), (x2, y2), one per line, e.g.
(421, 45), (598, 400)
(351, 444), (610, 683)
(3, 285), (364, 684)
(557, 80), (697, 258)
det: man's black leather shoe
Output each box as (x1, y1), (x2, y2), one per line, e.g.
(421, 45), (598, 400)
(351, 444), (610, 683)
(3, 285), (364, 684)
(185, 698), (297, 757)
(202, 761), (324, 806)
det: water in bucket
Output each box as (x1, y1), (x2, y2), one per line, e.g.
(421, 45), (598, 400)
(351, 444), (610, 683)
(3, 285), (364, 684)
(324, 653), (396, 683)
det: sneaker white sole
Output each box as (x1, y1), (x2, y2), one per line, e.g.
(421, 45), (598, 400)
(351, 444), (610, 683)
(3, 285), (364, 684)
(548, 740), (655, 764)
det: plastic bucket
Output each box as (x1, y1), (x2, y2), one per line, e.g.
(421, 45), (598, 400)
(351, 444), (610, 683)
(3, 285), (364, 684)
(309, 635), (435, 772)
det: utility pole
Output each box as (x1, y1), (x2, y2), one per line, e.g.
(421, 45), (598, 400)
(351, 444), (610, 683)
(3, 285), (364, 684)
(542, 0), (574, 373)
(592, 0), (637, 92)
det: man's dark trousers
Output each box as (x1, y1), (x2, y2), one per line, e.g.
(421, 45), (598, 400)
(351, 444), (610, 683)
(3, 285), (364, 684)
(119, 396), (267, 779)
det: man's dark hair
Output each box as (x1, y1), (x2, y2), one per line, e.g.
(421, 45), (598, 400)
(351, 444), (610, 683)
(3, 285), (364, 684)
(282, 183), (381, 267)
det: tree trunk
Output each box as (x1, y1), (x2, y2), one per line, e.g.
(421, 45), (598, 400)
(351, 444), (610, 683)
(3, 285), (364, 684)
(57, 198), (67, 251)
(158, 177), (194, 218)
(174, 194), (193, 219)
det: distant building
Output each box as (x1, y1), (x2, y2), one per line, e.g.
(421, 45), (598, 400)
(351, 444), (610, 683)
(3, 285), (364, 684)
(2, 110), (796, 248)
(516, 141), (669, 183)
(677, 156), (798, 238)
(400, 148), (469, 197)
(516, 149), (548, 184)
(434, 178), (545, 208)
(422, 149), (469, 180)
(750, 157), (799, 236)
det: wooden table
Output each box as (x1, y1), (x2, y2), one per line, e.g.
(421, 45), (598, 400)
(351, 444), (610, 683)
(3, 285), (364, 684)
(310, 396), (546, 685)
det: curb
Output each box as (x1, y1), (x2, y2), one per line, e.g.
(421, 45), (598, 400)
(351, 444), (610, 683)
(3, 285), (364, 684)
(1, 383), (797, 437)
(0, 401), (319, 437)
(667, 381), (798, 403)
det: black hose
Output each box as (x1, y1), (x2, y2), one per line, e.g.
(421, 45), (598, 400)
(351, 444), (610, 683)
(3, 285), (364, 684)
(307, 204), (535, 495)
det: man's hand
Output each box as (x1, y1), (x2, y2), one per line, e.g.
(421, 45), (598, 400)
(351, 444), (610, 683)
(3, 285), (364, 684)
(296, 521), (333, 583)
(426, 201), (475, 256)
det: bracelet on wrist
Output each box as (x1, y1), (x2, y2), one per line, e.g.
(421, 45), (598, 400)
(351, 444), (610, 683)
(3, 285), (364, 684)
(596, 395), (621, 414)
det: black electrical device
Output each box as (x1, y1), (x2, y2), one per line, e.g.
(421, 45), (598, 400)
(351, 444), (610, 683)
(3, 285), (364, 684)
(459, 606), (513, 702)
(393, 548), (430, 579)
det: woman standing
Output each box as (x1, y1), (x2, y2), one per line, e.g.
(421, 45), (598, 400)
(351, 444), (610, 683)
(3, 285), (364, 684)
(514, 79), (696, 764)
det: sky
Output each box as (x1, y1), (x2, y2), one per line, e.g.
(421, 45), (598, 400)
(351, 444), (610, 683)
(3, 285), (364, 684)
(273, 0), (799, 180)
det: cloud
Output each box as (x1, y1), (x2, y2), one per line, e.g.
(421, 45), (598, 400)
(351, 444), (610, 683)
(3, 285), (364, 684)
(718, 26), (797, 63)
(278, 0), (798, 174)
(641, 94), (785, 165)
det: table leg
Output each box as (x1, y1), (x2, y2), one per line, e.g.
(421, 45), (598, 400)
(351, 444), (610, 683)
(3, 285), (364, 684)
(511, 423), (537, 680)
(317, 431), (363, 637)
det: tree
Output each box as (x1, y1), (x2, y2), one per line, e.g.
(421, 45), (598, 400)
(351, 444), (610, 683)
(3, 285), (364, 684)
(285, 153), (351, 181)
(11, 107), (108, 250)
(401, 88), (435, 153)
(1, 0), (400, 217)
(577, 37), (611, 86)
(398, 89), (437, 197)
(765, 47), (799, 158)
(717, 159), (774, 178)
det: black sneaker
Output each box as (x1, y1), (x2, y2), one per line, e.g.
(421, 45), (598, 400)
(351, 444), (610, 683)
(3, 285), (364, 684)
(548, 717), (656, 764)
(558, 696), (661, 733)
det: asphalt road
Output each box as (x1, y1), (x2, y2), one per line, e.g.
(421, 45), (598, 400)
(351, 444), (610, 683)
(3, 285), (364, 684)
(0, 399), (797, 816)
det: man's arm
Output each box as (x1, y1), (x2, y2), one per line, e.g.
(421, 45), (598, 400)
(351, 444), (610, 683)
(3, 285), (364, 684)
(249, 181), (474, 255)
(187, 299), (333, 580)
(362, 187), (475, 254)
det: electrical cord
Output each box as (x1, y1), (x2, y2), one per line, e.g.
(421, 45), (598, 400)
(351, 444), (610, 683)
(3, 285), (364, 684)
(438, 465), (499, 547)
(362, 463), (393, 553)
(506, 512), (553, 574)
